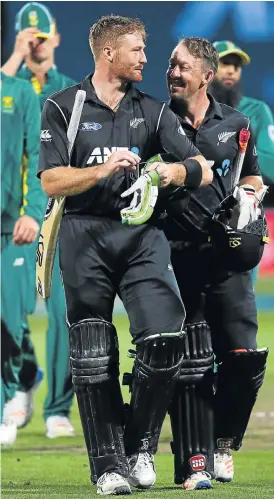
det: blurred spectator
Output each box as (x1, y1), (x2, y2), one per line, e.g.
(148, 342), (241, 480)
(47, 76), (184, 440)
(2, 2), (76, 439)
(210, 40), (274, 283)
(210, 40), (274, 185)
(1, 69), (41, 446)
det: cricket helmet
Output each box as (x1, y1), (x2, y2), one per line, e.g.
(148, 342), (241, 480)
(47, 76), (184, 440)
(209, 194), (269, 272)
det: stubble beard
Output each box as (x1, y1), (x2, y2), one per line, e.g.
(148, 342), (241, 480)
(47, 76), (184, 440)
(169, 91), (189, 117)
(113, 56), (143, 83)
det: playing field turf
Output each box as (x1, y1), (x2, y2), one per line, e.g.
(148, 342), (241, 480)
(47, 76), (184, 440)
(2, 311), (274, 498)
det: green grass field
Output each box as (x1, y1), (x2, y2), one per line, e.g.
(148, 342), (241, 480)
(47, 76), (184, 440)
(2, 311), (274, 498)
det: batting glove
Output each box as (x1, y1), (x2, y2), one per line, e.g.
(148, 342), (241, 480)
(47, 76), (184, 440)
(233, 184), (260, 229)
(120, 169), (160, 226)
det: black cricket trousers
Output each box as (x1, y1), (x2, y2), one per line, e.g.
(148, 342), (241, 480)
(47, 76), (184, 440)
(170, 240), (258, 361)
(59, 215), (185, 344)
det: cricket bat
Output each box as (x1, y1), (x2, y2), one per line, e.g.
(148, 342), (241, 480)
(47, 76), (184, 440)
(36, 89), (86, 298)
(233, 127), (251, 188)
(225, 127), (251, 229)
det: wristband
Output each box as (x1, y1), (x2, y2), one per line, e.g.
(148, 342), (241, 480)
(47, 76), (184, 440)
(183, 158), (202, 190)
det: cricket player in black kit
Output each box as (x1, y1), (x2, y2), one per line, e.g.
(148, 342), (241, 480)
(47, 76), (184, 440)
(38, 17), (213, 496)
(161, 37), (269, 491)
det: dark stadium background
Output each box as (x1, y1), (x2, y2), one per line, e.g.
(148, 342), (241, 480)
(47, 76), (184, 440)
(2, 1), (274, 109)
(2, 0), (274, 289)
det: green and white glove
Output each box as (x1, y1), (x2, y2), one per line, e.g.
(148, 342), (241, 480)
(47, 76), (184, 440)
(120, 166), (160, 226)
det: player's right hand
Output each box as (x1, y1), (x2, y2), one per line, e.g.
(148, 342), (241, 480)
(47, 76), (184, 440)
(13, 28), (40, 59)
(102, 150), (141, 178)
(13, 215), (40, 246)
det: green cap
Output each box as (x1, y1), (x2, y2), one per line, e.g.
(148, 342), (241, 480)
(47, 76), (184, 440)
(15, 2), (56, 38)
(213, 40), (250, 65)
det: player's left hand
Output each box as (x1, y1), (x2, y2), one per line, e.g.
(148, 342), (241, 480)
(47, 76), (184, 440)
(13, 215), (40, 245)
(145, 162), (176, 187)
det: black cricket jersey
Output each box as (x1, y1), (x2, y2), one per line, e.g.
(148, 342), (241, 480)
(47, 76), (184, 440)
(167, 94), (261, 239)
(38, 73), (200, 217)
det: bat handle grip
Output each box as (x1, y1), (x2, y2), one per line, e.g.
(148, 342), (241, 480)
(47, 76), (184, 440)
(233, 128), (251, 187)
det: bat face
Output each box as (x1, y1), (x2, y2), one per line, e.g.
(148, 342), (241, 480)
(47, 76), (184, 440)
(36, 199), (56, 274)
(36, 89), (86, 299)
(36, 198), (65, 298)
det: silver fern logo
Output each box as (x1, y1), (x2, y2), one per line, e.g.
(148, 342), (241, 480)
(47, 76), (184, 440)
(217, 131), (236, 145)
(130, 118), (145, 129)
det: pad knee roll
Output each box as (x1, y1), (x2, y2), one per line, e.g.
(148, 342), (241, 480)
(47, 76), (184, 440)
(179, 321), (214, 383)
(135, 335), (184, 381)
(69, 318), (119, 385)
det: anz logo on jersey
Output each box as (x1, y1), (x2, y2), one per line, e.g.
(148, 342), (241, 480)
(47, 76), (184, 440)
(87, 147), (129, 164)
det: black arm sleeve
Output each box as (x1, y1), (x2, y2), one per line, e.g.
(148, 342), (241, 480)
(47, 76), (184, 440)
(38, 99), (69, 177)
(157, 104), (201, 160)
(240, 126), (261, 179)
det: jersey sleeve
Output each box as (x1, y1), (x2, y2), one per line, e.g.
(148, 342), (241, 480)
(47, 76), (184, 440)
(157, 104), (201, 160)
(38, 98), (69, 177)
(255, 103), (274, 182)
(240, 126), (261, 179)
(21, 82), (47, 224)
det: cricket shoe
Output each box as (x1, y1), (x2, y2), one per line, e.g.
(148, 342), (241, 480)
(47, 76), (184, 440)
(128, 452), (156, 489)
(214, 448), (234, 482)
(46, 416), (76, 439)
(3, 367), (44, 429)
(97, 472), (132, 495)
(183, 471), (213, 490)
(0, 420), (17, 447)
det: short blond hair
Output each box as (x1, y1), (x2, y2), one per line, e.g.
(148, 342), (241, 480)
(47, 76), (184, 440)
(89, 14), (146, 60)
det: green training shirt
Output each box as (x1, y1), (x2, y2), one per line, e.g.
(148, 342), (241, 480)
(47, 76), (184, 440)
(1, 73), (43, 233)
(18, 65), (76, 109)
(237, 96), (274, 182)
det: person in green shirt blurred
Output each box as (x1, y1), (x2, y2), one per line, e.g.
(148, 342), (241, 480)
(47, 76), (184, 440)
(1, 71), (42, 446)
(210, 40), (274, 284)
(210, 40), (274, 185)
(2, 2), (77, 439)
